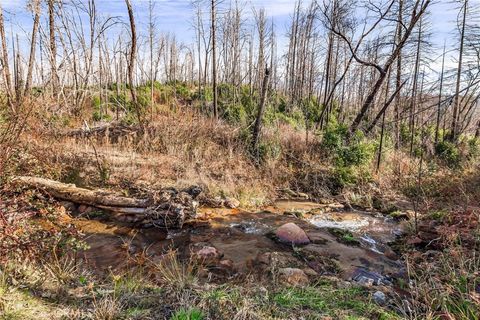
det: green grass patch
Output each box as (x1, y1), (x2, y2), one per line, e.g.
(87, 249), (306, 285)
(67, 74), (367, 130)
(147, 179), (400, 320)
(171, 307), (204, 320)
(273, 283), (399, 319)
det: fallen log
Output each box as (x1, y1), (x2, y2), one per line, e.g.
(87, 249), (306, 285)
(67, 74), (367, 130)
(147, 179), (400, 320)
(13, 176), (200, 229)
(60, 122), (141, 143)
(15, 176), (150, 207)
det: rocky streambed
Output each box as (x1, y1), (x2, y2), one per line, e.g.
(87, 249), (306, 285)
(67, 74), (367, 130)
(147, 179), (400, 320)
(68, 198), (409, 289)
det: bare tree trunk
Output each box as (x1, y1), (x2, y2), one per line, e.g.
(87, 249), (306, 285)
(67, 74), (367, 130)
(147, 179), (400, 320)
(211, 0), (218, 118)
(23, 0), (41, 100)
(344, 0), (431, 135)
(450, 0), (468, 142)
(252, 68), (270, 158)
(125, 0), (139, 121)
(435, 43), (446, 145)
(48, 0), (58, 98)
(0, 4), (13, 109)
(376, 70), (391, 172)
(394, 0), (403, 149)
(409, 18), (423, 156)
(148, 0), (155, 119)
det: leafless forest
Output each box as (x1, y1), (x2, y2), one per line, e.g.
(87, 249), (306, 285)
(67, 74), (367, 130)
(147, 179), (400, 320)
(0, 0), (479, 319)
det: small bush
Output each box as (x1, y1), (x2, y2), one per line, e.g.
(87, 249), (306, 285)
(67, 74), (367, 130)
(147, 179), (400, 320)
(171, 308), (204, 320)
(467, 138), (479, 159)
(435, 141), (460, 168)
(322, 120), (375, 190)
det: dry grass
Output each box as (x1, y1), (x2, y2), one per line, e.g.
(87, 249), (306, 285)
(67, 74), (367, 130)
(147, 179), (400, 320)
(15, 107), (334, 207)
(153, 249), (199, 292)
(398, 247), (480, 320)
(92, 296), (124, 320)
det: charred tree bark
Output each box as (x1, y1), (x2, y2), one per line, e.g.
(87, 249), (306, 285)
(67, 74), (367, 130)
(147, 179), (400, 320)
(125, 0), (140, 121)
(0, 4), (13, 109)
(252, 68), (271, 158)
(24, 0), (41, 100)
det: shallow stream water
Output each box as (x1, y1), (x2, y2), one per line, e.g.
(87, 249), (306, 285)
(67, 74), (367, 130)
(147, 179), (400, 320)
(72, 199), (407, 284)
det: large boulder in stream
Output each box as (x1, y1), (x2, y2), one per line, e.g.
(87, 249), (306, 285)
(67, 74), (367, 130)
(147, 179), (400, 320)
(275, 223), (310, 245)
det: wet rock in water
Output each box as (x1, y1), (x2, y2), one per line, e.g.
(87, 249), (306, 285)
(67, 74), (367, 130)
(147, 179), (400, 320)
(352, 268), (389, 286)
(275, 223), (310, 245)
(224, 197), (240, 209)
(373, 291), (387, 306)
(306, 232), (329, 245)
(278, 268), (309, 286)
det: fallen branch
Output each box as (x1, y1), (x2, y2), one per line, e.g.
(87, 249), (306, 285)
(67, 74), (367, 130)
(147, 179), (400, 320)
(13, 176), (200, 229)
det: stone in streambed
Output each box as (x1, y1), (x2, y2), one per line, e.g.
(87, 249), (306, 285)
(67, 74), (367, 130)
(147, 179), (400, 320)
(275, 223), (310, 245)
(194, 246), (222, 265)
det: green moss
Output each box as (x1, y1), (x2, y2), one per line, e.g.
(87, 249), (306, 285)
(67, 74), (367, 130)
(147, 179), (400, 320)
(328, 228), (360, 246)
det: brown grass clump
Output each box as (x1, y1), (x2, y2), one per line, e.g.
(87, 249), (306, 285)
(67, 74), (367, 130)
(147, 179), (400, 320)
(15, 107), (337, 207)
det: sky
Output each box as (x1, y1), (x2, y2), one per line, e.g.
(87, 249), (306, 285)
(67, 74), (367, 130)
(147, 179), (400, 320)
(1, 0), (479, 73)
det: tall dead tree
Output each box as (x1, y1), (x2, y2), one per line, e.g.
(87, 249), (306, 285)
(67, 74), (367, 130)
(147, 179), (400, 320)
(394, 0), (403, 149)
(48, 0), (58, 98)
(0, 4), (13, 109)
(435, 43), (447, 145)
(211, 0), (218, 118)
(252, 68), (270, 158)
(125, 0), (139, 121)
(23, 0), (41, 100)
(409, 17), (423, 155)
(450, 0), (468, 142)
(326, 0), (432, 136)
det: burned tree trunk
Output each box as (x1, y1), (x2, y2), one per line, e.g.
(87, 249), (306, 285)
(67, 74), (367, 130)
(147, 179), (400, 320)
(0, 4), (13, 109)
(125, 0), (140, 121)
(252, 68), (271, 158)
(24, 0), (41, 100)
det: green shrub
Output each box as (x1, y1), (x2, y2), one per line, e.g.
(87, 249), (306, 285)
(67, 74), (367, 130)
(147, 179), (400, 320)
(435, 141), (460, 168)
(322, 120), (375, 190)
(221, 102), (248, 124)
(171, 308), (204, 320)
(300, 97), (323, 129)
(468, 138), (479, 159)
(257, 139), (282, 162)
